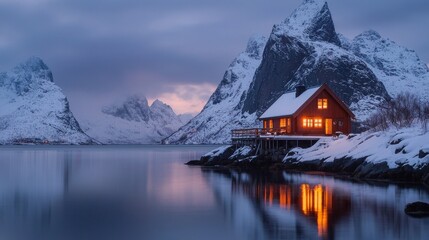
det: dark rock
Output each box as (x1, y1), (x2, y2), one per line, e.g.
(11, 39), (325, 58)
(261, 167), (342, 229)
(201, 145), (236, 166)
(228, 146), (256, 161)
(242, 31), (389, 116)
(185, 160), (202, 166)
(405, 202), (429, 218)
(242, 34), (309, 114)
(353, 162), (389, 179)
(306, 2), (341, 46)
(321, 157), (365, 173)
(419, 149), (429, 158)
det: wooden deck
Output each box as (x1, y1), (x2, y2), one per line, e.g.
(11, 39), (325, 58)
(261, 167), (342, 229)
(231, 128), (328, 140)
(231, 128), (329, 158)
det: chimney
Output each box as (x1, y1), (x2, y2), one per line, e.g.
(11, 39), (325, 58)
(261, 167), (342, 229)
(295, 85), (307, 98)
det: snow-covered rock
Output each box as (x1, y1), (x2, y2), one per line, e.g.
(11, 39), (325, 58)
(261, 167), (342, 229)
(80, 96), (187, 144)
(284, 126), (429, 170)
(0, 57), (94, 144)
(274, 0), (340, 45)
(351, 30), (429, 101)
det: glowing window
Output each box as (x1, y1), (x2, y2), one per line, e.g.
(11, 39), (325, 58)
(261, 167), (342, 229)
(280, 118), (287, 128)
(264, 120), (267, 129)
(303, 118), (313, 128)
(314, 119), (322, 128)
(269, 120), (273, 129)
(318, 99), (328, 109)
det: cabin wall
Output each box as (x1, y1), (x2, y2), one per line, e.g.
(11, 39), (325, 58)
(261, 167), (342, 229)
(295, 90), (351, 135)
(261, 89), (352, 136)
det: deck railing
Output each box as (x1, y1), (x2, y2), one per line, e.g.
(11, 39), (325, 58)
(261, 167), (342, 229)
(231, 128), (292, 139)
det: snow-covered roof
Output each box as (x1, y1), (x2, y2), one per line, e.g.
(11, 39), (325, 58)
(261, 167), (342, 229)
(259, 86), (321, 119)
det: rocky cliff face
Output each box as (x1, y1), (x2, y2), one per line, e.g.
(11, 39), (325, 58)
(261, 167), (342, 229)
(242, 0), (389, 116)
(0, 57), (94, 144)
(165, 0), (429, 144)
(81, 96), (187, 144)
(350, 30), (429, 101)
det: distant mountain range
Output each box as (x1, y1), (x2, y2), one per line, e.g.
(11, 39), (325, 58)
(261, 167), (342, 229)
(80, 96), (191, 144)
(0, 58), (189, 144)
(165, 0), (429, 144)
(1, 0), (428, 144)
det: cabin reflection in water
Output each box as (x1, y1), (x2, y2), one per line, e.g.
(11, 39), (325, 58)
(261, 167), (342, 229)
(300, 184), (331, 238)
(231, 178), (350, 239)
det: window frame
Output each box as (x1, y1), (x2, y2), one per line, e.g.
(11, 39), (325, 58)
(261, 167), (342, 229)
(317, 98), (328, 109)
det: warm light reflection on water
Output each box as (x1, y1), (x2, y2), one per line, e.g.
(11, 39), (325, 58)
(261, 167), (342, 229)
(300, 184), (331, 238)
(0, 146), (428, 240)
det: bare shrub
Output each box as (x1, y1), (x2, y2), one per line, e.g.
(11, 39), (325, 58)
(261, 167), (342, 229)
(364, 92), (428, 131)
(420, 102), (429, 132)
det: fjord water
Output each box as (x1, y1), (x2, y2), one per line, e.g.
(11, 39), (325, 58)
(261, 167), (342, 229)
(0, 146), (428, 240)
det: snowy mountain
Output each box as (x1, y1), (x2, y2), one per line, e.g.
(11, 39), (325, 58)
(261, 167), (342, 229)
(166, 0), (429, 144)
(0, 57), (94, 144)
(80, 96), (187, 144)
(164, 36), (267, 144)
(350, 30), (429, 101)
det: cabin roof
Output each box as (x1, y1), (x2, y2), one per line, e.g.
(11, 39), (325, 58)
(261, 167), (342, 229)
(259, 85), (321, 119)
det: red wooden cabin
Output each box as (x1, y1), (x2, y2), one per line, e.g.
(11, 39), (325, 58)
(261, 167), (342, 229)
(259, 83), (355, 136)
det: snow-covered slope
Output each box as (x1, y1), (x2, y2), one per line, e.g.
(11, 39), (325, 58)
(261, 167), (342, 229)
(284, 126), (429, 170)
(164, 36), (267, 144)
(351, 30), (429, 101)
(80, 96), (187, 144)
(0, 57), (94, 144)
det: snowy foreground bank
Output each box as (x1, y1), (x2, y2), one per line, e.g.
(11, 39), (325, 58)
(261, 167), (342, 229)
(190, 127), (429, 184)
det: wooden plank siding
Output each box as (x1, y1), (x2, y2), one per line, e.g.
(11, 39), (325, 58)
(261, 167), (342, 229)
(260, 86), (353, 136)
(294, 89), (351, 135)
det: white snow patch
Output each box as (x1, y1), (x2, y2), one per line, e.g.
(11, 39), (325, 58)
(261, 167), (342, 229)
(229, 146), (253, 159)
(352, 30), (429, 102)
(285, 125), (429, 169)
(275, 0), (326, 38)
(260, 86), (320, 118)
(202, 145), (232, 158)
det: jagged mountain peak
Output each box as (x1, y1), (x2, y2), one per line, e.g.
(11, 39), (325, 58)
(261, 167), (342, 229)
(356, 30), (382, 40)
(274, 0), (340, 45)
(245, 35), (267, 59)
(351, 29), (429, 101)
(0, 57), (94, 144)
(13, 56), (54, 82)
(124, 94), (148, 105)
(150, 99), (177, 117)
(166, 0), (429, 144)
(102, 95), (150, 122)
(82, 96), (186, 144)
(150, 99), (168, 108)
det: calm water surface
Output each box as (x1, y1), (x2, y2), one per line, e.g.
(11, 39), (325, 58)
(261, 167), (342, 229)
(0, 145), (428, 240)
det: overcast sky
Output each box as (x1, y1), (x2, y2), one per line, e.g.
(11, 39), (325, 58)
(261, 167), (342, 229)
(0, 0), (428, 117)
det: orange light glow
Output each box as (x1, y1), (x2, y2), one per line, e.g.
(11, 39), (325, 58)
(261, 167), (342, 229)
(318, 99), (328, 109)
(280, 118), (287, 128)
(300, 184), (332, 238)
(303, 118), (313, 128)
(314, 118), (322, 128)
(231, 180), (333, 238)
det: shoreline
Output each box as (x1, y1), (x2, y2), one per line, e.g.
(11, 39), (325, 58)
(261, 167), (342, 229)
(187, 143), (429, 186)
(189, 161), (429, 189)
